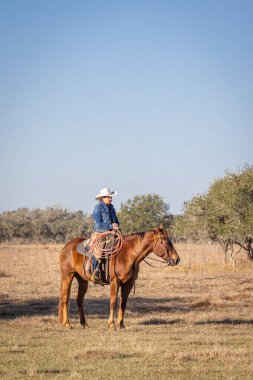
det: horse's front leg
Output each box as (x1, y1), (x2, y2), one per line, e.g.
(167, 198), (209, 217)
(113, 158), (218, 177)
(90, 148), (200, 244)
(117, 279), (135, 329)
(75, 273), (88, 328)
(108, 278), (119, 329)
(59, 273), (74, 328)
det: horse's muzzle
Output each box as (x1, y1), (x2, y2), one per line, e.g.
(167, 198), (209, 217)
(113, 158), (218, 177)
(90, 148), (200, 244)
(167, 257), (180, 266)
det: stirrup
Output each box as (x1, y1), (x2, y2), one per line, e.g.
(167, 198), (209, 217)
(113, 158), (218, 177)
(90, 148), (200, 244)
(91, 269), (108, 285)
(92, 269), (100, 282)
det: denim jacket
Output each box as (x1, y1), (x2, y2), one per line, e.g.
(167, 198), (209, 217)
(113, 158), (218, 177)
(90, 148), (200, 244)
(93, 201), (120, 232)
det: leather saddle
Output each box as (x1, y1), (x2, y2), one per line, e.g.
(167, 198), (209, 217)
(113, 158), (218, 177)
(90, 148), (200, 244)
(76, 239), (110, 285)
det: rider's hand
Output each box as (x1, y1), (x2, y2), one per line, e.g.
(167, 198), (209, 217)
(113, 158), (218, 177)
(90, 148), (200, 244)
(112, 223), (119, 230)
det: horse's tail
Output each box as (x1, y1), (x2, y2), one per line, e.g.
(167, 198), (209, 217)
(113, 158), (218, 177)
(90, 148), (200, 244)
(58, 278), (63, 323)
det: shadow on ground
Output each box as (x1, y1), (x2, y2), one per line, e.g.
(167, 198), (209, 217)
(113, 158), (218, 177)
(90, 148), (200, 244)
(195, 319), (253, 325)
(1, 298), (253, 328)
(139, 318), (184, 325)
(0, 295), (188, 320)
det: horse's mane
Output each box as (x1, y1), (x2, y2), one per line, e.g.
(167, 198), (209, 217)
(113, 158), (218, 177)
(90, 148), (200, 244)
(123, 231), (147, 241)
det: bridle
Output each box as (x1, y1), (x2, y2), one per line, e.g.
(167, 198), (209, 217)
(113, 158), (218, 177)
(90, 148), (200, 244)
(123, 233), (173, 268)
(152, 235), (169, 259)
(144, 235), (173, 268)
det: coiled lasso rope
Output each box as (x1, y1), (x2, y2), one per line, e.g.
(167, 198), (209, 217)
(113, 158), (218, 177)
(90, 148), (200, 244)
(92, 230), (123, 259)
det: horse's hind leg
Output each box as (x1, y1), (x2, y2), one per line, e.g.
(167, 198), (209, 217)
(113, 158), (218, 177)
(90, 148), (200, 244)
(59, 272), (74, 328)
(75, 273), (88, 328)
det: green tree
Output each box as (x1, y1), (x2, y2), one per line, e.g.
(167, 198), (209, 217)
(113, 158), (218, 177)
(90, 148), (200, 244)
(172, 165), (253, 261)
(205, 166), (253, 260)
(172, 195), (209, 242)
(118, 194), (171, 234)
(0, 212), (14, 241)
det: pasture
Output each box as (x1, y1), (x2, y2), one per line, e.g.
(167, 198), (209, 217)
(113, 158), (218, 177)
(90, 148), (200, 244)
(0, 243), (253, 380)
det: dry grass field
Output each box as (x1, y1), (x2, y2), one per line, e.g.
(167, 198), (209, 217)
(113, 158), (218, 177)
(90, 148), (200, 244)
(0, 243), (253, 380)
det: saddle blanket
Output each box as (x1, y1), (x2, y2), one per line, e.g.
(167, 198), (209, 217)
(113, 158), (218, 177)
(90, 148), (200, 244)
(76, 238), (91, 255)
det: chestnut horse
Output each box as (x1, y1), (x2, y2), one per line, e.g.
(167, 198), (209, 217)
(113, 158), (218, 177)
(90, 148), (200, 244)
(58, 227), (180, 329)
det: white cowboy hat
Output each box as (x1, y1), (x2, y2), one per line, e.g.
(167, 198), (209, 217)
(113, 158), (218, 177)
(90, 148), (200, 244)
(95, 187), (117, 200)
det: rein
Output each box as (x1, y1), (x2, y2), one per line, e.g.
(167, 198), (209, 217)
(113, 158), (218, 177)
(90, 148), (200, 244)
(143, 236), (170, 268)
(122, 233), (169, 267)
(113, 232), (170, 292)
(143, 256), (169, 268)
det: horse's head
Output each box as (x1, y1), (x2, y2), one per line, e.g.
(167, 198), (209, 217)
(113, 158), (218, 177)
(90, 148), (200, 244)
(152, 227), (180, 266)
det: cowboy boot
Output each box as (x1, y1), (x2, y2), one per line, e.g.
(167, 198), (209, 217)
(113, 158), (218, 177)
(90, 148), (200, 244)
(92, 260), (102, 283)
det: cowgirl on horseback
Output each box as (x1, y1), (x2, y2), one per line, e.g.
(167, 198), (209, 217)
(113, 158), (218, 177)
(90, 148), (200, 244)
(91, 187), (119, 282)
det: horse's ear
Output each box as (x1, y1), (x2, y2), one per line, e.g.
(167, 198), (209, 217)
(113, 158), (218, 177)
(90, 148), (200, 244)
(154, 225), (164, 235)
(157, 225), (168, 237)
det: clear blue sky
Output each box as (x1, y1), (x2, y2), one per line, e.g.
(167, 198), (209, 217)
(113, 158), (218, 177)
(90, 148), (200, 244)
(0, 0), (252, 215)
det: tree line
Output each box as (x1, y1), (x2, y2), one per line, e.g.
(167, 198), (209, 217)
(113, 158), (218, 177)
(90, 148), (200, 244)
(0, 208), (93, 243)
(0, 194), (171, 244)
(0, 165), (252, 260)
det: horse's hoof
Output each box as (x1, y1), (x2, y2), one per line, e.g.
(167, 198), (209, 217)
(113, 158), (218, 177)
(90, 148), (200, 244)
(81, 322), (88, 329)
(108, 323), (116, 330)
(117, 322), (125, 329)
(64, 323), (72, 329)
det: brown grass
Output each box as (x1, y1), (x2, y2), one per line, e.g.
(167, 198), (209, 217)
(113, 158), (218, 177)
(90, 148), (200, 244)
(0, 243), (253, 379)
